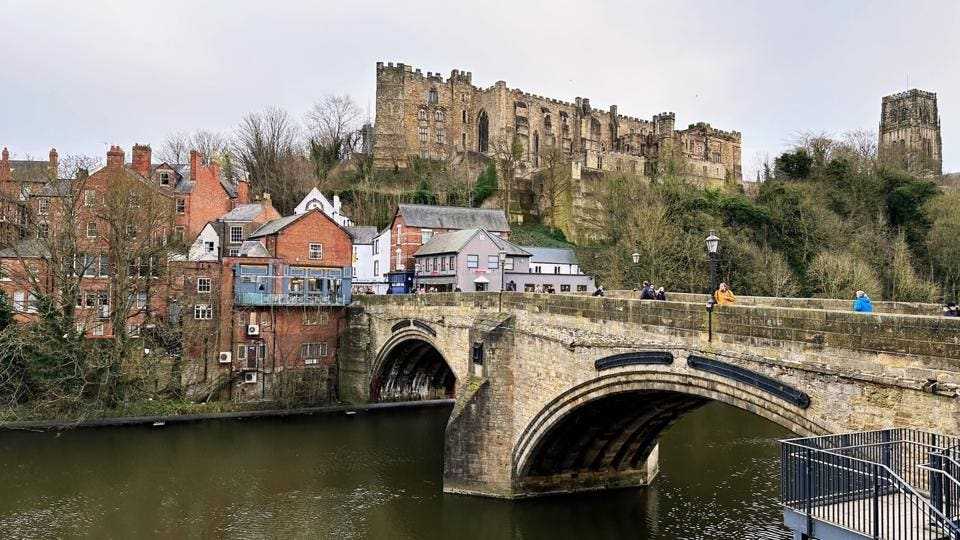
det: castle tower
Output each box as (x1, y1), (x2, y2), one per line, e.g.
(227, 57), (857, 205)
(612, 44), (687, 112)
(879, 89), (942, 177)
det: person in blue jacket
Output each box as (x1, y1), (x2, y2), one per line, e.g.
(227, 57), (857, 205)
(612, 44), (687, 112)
(852, 290), (873, 312)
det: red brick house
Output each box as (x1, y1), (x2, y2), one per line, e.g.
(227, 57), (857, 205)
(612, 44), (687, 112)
(388, 204), (509, 272)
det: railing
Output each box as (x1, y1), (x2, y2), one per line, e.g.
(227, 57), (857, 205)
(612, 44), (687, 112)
(234, 292), (347, 307)
(930, 443), (960, 527)
(781, 429), (960, 539)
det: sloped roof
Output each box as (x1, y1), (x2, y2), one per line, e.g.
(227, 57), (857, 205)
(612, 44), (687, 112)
(345, 225), (378, 244)
(398, 204), (509, 232)
(220, 203), (265, 222)
(521, 246), (579, 265)
(239, 240), (270, 257)
(415, 228), (530, 257)
(0, 238), (49, 258)
(247, 213), (305, 238)
(9, 160), (52, 183)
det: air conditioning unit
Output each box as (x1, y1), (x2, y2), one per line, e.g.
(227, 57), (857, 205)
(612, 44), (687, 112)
(304, 358), (318, 365)
(243, 372), (258, 384)
(246, 324), (260, 336)
(218, 351), (232, 363)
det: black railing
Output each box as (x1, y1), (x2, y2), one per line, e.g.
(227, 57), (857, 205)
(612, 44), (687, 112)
(781, 429), (960, 539)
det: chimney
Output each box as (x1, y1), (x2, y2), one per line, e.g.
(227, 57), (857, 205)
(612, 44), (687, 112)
(49, 147), (59, 174)
(132, 144), (151, 177)
(189, 150), (200, 181)
(333, 194), (341, 212)
(236, 178), (251, 205)
(1, 147), (9, 183)
(106, 145), (124, 168)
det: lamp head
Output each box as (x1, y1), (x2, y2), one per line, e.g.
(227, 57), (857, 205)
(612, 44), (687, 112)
(705, 231), (720, 254)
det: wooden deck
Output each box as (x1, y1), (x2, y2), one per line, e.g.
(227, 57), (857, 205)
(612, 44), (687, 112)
(810, 493), (956, 539)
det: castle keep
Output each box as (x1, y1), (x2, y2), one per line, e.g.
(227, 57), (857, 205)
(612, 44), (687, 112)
(372, 62), (742, 187)
(879, 89), (943, 177)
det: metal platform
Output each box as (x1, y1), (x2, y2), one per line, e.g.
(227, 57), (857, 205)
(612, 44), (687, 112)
(780, 429), (960, 539)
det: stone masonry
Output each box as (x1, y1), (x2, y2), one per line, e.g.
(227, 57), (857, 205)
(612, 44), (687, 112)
(879, 89), (943, 177)
(343, 292), (960, 498)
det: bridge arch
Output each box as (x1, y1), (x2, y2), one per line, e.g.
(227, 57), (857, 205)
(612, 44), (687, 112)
(511, 360), (830, 495)
(370, 329), (456, 402)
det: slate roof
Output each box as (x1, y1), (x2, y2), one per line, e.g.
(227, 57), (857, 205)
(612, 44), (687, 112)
(414, 228), (530, 257)
(345, 225), (378, 244)
(397, 204), (509, 232)
(9, 160), (52, 183)
(521, 246), (579, 265)
(239, 240), (270, 257)
(247, 213), (305, 238)
(0, 238), (49, 258)
(220, 203), (265, 222)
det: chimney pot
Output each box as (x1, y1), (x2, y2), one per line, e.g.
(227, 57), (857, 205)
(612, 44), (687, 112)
(106, 145), (125, 168)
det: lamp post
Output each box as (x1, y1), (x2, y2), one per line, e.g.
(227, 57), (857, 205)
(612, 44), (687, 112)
(705, 231), (720, 295)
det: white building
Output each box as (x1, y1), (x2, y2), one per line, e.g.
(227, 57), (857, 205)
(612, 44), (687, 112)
(346, 226), (386, 293)
(187, 222), (222, 261)
(294, 187), (352, 227)
(522, 247), (584, 275)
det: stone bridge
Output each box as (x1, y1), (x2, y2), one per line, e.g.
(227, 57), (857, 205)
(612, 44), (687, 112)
(339, 292), (960, 499)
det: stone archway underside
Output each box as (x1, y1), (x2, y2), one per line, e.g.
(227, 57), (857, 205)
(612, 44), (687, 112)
(371, 338), (455, 402)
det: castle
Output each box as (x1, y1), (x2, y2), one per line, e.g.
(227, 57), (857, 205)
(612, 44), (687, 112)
(878, 89), (942, 177)
(371, 62), (743, 187)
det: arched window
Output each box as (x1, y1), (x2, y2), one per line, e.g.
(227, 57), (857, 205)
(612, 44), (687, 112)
(462, 110), (467, 124)
(428, 88), (438, 105)
(435, 109), (444, 122)
(418, 109), (427, 121)
(477, 110), (489, 153)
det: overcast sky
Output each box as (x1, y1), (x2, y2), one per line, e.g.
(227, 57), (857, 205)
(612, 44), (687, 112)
(2, 0), (959, 178)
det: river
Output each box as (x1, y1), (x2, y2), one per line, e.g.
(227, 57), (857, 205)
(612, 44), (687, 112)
(0, 401), (791, 539)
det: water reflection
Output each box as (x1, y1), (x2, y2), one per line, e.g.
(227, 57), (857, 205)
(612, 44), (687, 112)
(0, 401), (791, 539)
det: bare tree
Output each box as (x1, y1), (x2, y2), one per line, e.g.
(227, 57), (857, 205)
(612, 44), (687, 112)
(305, 95), (363, 181)
(158, 132), (191, 164)
(234, 107), (305, 213)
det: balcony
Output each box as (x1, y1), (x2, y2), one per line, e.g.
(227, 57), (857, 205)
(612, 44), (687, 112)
(234, 292), (348, 307)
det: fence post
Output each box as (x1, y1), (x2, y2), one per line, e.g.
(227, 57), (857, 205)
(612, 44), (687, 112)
(872, 464), (880, 539)
(932, 453), (944, 515)
(803, 447), (813, 536)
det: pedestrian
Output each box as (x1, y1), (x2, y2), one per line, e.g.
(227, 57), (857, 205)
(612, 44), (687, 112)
(852, 290), (873, 313)
(943, 302), (959, 317)
(508, 280), (517, 292)
(592, 285), (605, 297)
(655, 287), (666, 301)
(714, 282), (736, 305)
(454, 287), (462, 293)
(640, 281), (656, 300)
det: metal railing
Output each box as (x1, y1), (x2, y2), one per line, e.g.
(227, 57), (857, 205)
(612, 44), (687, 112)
(234, 292), (347, 307)
(781, 429), (960, 539)
(930, 443), (960, 527)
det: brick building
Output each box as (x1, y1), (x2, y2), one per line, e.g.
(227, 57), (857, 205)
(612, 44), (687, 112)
(389, 203), (509, 272)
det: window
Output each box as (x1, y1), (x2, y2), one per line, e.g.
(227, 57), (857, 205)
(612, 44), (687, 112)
(92, 323), (104, 336)
(428, 88), (438, 104)
(435, 130), (444, 144)
(38, 198), (49, 215)
(37, 222), (48, 239)
(418, 126), (428, 143)
(303, 310), (329, 326)
(84, 291), (96, 308)
(194, 304), (213, 320)
(373, 260), (379, 276)
(420, 229), (433, 245)
(440, 256), (446, 271)
(13, 291), (25, 312)
(418, 109), (427, 121)
(561, 284), (571, 292)
(229, 225), (243, 243)
(504, 257), (514, 271)
(84, 190), (96, 207)
(300, 342), (328, 361)
(532, 265), (542, 273)
(487, 255), (499, 270)
(236, 344), (247, 363)
(204, 241), (215, 253)
(86, 221), (98, 238)
(159, 172), (170, 186)
(449, 255), (455, 269)
(524, 284), (536, 292)
(462, 110), (467, 123)
(435, 109), (444, 122)
(228, 248), (239, 257)
(126, 224), (137, 238)
(176, 198), (185, 213)
(309, 243), (323, 260)
(467, 255), (478, 269)
(554, 266), (561, 275)
(174, 226), (185, 242)
(197, 277), (211, 293)
(462, 133), (466, 148)
(577, 285), (588, 292)
(98, 254), (110, 277)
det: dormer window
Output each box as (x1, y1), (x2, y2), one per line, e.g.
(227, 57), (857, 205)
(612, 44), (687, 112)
(159, 171), (171, 186)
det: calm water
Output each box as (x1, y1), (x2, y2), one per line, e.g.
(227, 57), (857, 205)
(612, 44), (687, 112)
(0, 402), (791, 539)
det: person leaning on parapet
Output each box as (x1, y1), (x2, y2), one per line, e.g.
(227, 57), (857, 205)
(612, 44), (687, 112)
(655, 287), (666, 301)
(640, 281), (656, 300)
(852, 290), (874, 313)
(714, 282), (736, 305)
(943, 301), (959, 317)
(592, 285), (605, 297)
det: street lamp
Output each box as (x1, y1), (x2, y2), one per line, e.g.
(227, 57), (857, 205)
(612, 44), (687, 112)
(498, 249), (507, 312)
(631, 252), (640, 264)
(705, 231), (720, 295)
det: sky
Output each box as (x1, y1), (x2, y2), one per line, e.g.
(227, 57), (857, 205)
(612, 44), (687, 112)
(2, 0), (959, 179)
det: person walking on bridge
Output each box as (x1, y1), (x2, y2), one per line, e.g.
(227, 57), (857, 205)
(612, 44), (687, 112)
(714, 282), (736, 305)
(852, 290), (874, 313)
(640, 281), (656, 300)
(655, 287), (666, 301)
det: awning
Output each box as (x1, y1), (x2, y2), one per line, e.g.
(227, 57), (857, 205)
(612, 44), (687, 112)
(473, 275), (490, 283)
